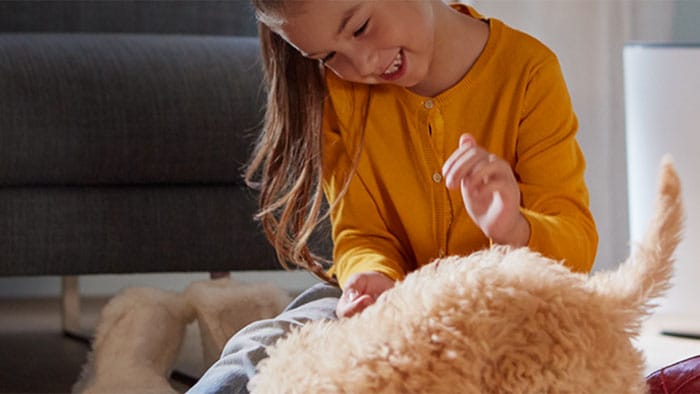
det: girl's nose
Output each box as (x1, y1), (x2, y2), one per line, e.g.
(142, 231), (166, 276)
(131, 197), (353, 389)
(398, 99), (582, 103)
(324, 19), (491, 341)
(351, 46), (380, 78)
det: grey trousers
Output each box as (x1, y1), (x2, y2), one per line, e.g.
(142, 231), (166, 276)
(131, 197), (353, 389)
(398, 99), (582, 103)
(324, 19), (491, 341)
(187, 282), (341, 394)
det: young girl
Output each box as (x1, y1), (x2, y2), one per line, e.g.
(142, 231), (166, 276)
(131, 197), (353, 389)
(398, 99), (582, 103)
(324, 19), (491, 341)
(189, 0), (598, 392)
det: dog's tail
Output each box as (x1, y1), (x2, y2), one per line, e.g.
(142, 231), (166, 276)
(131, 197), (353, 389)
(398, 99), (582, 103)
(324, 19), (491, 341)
(587, 156), (683, 330)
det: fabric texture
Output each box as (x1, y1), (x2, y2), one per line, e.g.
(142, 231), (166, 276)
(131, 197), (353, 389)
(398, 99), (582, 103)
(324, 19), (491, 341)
(0, 34), (262, 185)
(187, 282), (341, 394)
(0, 0), (257, 36)
(0, 186), (282, 275)
(322, 5), (598, 287)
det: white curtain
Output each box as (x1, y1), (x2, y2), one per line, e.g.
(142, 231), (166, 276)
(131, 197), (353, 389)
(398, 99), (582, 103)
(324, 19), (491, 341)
(466, 0), (675, 270)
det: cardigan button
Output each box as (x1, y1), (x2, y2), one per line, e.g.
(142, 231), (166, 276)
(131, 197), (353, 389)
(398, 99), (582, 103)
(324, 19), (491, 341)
(424, 99), (434, 109)
(432, 172), (442, 183)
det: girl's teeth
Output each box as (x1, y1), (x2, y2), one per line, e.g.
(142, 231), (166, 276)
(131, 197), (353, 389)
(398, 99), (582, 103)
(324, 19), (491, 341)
(383, 52), (403, 75)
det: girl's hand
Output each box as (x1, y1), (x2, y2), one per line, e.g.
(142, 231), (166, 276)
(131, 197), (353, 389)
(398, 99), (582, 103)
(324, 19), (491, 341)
(336, 271), (395, 318)
(442, 134), (530, 247)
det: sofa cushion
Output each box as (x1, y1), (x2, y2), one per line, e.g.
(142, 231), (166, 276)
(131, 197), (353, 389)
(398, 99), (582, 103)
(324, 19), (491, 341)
(0, 34), (264, 186)
(0, 0), (258, 36)
(0, 185), (283, 275)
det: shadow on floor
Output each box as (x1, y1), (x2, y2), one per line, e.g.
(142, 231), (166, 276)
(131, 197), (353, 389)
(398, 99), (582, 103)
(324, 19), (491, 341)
(0, 297), (193, 393)
(0, 330), (89, 393)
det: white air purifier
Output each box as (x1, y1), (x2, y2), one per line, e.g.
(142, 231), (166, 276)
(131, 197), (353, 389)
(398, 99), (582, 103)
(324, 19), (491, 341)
(624, 44), (700, 338)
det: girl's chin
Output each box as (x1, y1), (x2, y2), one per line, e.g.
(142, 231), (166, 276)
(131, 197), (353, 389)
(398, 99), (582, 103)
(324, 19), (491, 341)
(404, 73), (431, 93)
(400, 63), (428, 88)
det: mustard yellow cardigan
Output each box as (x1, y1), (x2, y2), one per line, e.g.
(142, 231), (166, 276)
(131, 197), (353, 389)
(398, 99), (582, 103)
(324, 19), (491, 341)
(322, 5), (598, 287)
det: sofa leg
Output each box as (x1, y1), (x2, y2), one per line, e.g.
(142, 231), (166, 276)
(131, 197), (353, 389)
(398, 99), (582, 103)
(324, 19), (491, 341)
(61, 276), (84, 341)
(209, 272), (230, 279)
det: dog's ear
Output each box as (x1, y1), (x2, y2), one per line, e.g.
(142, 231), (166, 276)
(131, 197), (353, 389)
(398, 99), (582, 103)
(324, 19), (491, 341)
(586, 156), (683, 326)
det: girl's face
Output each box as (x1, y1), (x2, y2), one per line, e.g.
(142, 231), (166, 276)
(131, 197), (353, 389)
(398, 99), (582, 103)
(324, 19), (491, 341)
(273, 0), (436, 89)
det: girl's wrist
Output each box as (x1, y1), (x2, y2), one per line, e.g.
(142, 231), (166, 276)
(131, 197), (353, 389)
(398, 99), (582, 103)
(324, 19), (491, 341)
(492, 214), (531, 248)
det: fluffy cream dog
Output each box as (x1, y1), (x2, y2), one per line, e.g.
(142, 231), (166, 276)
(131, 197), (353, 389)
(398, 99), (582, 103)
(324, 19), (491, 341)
(250, 158), (682, 394)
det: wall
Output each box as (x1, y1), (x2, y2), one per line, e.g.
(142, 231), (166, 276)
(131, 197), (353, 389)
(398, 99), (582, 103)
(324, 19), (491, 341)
(674, 0), (700, 43)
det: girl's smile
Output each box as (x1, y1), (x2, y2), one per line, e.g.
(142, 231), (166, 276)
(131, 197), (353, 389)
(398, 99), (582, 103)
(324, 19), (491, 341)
(379, 49), (406, 81)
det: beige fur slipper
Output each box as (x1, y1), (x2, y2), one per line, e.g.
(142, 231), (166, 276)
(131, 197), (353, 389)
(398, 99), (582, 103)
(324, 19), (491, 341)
(73, 287), (195, 394)
(184, 277), (291, 368)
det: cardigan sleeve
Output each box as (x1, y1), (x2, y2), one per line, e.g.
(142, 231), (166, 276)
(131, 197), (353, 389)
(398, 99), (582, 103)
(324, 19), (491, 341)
(515, 57), (599, 273)
(321, 98), (411, 288)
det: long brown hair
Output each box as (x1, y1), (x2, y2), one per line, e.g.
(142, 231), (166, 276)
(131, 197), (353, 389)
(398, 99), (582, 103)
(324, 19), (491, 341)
(245, 1), (335, 284)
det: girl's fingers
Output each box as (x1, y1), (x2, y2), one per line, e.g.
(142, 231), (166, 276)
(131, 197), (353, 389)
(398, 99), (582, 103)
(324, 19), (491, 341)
(467, 178), (508, 200)
(467, 158), (505, 188)
(467, 163), (519, 203)
(444, 148), (479, 188)
(459, 133), (474, 148)
(340, 294), (374, 318)
(442, 134), (474, 176)
(442, 137), (474, 181)
(445, 148), (495, 189)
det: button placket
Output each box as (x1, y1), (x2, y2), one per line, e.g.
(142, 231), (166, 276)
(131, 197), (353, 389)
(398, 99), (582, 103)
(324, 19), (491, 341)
(425, 101), (445, 186)
(418, 97), (449, 259)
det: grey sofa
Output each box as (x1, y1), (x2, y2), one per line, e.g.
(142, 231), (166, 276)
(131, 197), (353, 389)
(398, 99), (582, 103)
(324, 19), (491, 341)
(0, 1), (290, 278)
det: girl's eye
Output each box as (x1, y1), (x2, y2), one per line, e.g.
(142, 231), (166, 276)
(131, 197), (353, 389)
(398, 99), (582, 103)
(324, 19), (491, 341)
(353, 19), (369, 37)
(321, 52), (336, 63)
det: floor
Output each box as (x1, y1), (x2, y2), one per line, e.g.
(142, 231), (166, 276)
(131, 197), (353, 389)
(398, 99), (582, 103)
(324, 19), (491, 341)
(3, 295), (700, 393)
(0, 297), (194, 394)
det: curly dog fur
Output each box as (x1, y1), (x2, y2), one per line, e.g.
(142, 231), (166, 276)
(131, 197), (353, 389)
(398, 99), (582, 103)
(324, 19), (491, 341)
(250, 158), (683, 394)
